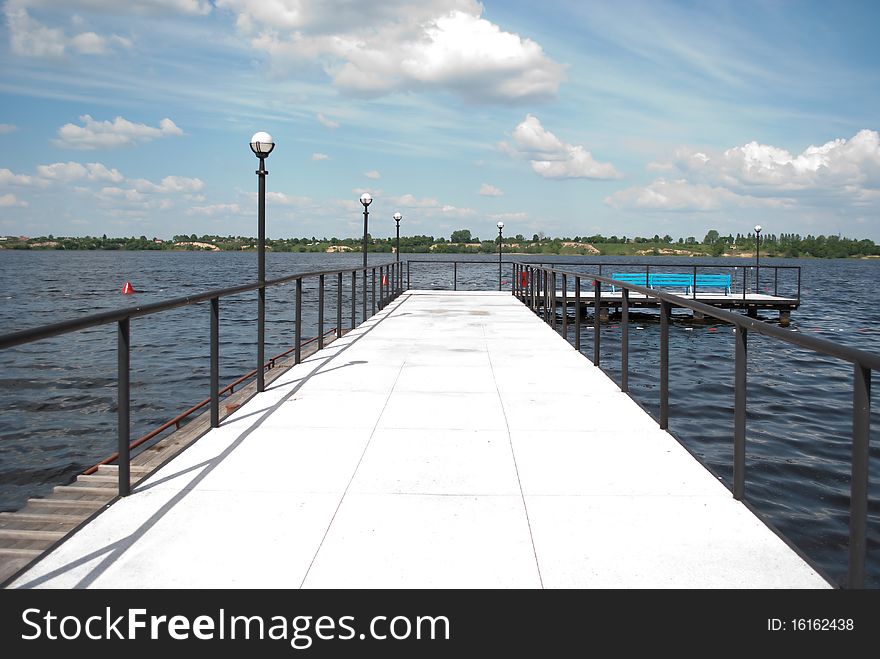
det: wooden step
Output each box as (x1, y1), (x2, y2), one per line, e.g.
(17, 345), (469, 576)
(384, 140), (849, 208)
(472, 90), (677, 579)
(25, 498), (107, 512)
(70, 477), (117, 489)
(0, 512), (80, 525)
(76, 473), (118, 485)
(0, 528), (65, 542)
(52, 486), (115, 499)
(0, 547), (42, 558)
(96, 464), (150, 475)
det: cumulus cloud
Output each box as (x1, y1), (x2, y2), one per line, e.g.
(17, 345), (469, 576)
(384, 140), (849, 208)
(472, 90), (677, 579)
(613, 130), (880, 211)
(4, 3), (137, 58)
(0, 193), (28, 207)
(311, 152), (330, 161)
(54, 115), (184, 150)
(479, 183), (503, 196)
(36, 161), (124, 183)
(0, 168), (44, 186)
(217, 0), (564, 103)
(317, 113), (339, 129)
(605, 178), (788, 211)
(364, 170), (381, 180)
(14, 0), (211, 16)
(187, 203), (244, 217)
(389, 194), (439, 208)
(0, 124), (18, 134)
(501, 115), (621, 180)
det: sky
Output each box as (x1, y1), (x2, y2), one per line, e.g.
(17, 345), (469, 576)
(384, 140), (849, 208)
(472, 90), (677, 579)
(0, 0), (878, 242)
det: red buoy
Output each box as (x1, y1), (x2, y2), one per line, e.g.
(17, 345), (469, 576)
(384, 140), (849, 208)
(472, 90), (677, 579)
(121, 281), (135, 295)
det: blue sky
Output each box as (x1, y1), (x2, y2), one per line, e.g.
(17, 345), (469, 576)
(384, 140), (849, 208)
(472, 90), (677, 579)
(1, 0), (878, 241)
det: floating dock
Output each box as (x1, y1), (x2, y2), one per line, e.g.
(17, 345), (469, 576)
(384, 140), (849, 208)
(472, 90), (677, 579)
(7, 291), (828, 588)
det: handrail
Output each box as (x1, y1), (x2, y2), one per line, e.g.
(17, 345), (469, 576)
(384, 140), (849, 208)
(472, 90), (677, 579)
(0, 259), (403, 502)
(513, 263), (875, 589)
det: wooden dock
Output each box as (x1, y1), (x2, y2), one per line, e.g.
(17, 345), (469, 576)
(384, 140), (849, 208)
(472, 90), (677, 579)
(5, 291), (828, 588)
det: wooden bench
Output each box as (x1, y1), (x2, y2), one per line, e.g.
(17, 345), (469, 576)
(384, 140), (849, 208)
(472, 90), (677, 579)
(609, 273), (731, 294)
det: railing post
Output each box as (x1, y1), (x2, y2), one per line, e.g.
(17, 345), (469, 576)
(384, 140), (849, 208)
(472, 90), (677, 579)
(848, 364), (870, 588)
(692, 265), (697, 300)
(337, 272), (343, 339)
(454, 261), (458, 291)
(210, 297), (219, 428)
(734, 326), (747, 500)
(351, 270), (357, 329)
(621, 289), (629, 393)
(774, 267), (779, 297)
(659, 299), (669, 429)
(372, 267), (376, 316)
(257, 285), (265, 393)
(407, 261), (410, 290)
(574, 276), (581, 352)
(551, 272), (557, 331)
(379, 265), (384, 310)
(117, 317), (130, 497)
(742, 267), (747, 301)
(295, 277), (302, 364)
(593, 280), (601, 366)
(561, 274), (568, 339)
(318, 274), (325, 349)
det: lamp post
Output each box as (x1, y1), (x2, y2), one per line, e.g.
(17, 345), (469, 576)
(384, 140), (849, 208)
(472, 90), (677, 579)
(497, 220), (504, 291)
(360, 192), (372, 320)
(754, 224), (762, 294)
(250, 131), (274, 393)
(393, 212), (402, 294)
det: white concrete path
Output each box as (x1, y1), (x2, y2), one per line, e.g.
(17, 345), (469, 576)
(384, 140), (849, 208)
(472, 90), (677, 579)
(11, 291), (829, 589)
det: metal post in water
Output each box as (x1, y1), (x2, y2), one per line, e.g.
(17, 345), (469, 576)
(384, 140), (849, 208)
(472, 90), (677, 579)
(210, 297), (219, 428)
(660, 299), (669, 429)
(117, 318), (130, 497)
(295, 278), (302, 364)
(734, 326), (747, 499)
(848, 364), (870, 588)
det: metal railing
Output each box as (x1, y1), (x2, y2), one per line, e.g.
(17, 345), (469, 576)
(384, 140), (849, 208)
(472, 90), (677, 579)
(405, 259), (519, 291)
(513, 262), (877, 589)
(0, 260), (403, 498)
(522, 260), (801, 302)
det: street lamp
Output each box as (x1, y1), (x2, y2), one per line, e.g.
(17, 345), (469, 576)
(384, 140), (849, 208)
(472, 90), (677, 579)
(754, 224), (762, 294)
(497, 220), (504, 291)
(250, 131), (274, 393)
(360, 192), (372, 320)
(393, 212), (402, 294)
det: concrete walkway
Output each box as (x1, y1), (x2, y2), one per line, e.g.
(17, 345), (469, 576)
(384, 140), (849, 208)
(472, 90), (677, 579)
(10, 291), (829, 588)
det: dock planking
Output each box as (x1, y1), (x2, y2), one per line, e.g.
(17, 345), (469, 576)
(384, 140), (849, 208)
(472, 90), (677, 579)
(6, 291), (828, 589)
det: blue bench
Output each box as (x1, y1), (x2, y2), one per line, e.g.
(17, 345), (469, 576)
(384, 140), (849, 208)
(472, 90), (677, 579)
(609, 273), (731, 294)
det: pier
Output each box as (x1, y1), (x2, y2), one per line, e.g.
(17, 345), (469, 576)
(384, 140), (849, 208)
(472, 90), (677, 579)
(6, 290), (829, 588)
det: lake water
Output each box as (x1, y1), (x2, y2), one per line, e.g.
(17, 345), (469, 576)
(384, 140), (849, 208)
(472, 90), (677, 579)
(0, 250), (878, 587)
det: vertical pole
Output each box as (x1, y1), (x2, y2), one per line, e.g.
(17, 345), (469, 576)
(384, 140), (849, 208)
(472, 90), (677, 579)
(371, 267), (376, 317)
(117, 318), (130, 497)
(575, 276), (581, 352)
(498, 229), (503, 291)
(295, 278), (302, 364)
(257, 157), (266, 394)
(848, 365), (870, 588)
(621, 289), (629, 393)
(692, 265), (697, 300)
(318, 274), (325, 349)
(351, 271), (357, 329)
(774, 268), (779, 296)
(543, 270), (549, 322)
(742, 268), (747, 301)
(210, 297), (219, 428)
(407, 261), (411, 290)
(551, 272), (557, 331)
(659, 299), (669, 429)
(379, 265), (384, 310)
(734, 325), (747, 500)
(454, 261), (458, 291)
(561, 274), (568, 339)
(337, 272), (343, 339)
(593, 280), (601, 366)
(362, 207), (368, 322)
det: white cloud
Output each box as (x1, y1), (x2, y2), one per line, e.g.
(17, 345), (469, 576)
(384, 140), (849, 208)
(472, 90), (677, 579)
(15, 1), (211, 16)
(479, 183), (503, 196)
(605, 178), (787, 211)
(0, 124), (18, 134)
(265, 191), (312, 205)
(36, 161), (124, 182)
(54, 115), (184, 149)
(217, 0), (564, 103)
(621, 130), (880, 211)
(188, 203), (244, 217)
(4, 4), (139, 58)
(390, 194), (439, 208)
(0, 193), (28, 207)
(316, 113), (339, 129)
(311, 152), (330, 161)
(440, 204), (476, 217)
(129, 175), (203, 193)
(502, 115), (621, 180)
(0, 168), (43, 186)
(364, 170), (381, 180)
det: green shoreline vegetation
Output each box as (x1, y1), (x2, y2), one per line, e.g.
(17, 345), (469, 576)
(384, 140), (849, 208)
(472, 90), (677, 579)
(1, 228), (878, 259)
